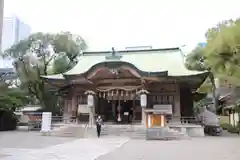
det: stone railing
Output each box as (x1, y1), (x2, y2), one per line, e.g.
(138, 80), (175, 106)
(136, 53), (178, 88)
(166, 116), (202, 125)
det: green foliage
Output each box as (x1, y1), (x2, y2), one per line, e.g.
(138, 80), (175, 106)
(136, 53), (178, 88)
(2, 32), (86, 112)
(185, 18), (240, 111)
(186, 19), (240, 84)
(220, 122), (239, 134)
(234, 104), (240, 113)
(52, 53), (71, 74)
(52, 31), (86, 62)
(204, 19), (240, 77)
(0, 81), (30, 111)
(185, 47), (206, 71)
(220, 123), (232, 130)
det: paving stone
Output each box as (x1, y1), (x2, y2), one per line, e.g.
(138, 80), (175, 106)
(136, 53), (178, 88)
(97, 137), (240, 160)
(0, 137), (129, 160)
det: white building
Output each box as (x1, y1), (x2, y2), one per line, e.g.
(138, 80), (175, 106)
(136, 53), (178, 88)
(1, 14), (31, 52)
(0, 0), (4, 51)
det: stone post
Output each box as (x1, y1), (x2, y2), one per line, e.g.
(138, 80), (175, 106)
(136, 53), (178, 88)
(41, 112), (52, 135)
(89, 107), (94, 126)
(141, 107), (146, 125)
(85, 91), (96, 126)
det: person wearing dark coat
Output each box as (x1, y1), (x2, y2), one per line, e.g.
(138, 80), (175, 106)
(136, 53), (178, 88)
(96, 115), (103, 137)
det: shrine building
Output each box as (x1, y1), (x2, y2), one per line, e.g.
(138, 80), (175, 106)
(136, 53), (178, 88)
(41, 47), (208, 127)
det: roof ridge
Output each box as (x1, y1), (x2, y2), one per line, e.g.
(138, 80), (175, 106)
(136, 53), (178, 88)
(83, 47), (180, 55)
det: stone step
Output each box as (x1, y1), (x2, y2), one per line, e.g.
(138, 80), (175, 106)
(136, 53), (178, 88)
(146, 127), (189, 140)
(49, 124), (188, 140)
(99, 126), (147, 139)
(50, 125), (87, 138)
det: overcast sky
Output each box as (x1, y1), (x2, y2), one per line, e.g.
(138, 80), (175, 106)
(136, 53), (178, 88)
(3, 0), (240, 52)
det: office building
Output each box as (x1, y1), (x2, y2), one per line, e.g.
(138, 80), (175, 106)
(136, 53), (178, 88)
(1, 14), (31, 52)
(0, 0), (4, 51)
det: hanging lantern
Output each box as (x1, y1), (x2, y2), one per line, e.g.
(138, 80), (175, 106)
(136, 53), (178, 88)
(137, 89), (149, 107)
(140, 94), (147, 107)
(87, 94), (94, 107)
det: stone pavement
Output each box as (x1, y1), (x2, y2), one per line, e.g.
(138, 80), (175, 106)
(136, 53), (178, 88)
(97, 136), (240, 160)
(0, 135), (129, 160)
(1, 131), (240, 160)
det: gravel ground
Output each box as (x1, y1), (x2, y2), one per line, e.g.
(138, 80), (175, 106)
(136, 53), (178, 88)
(97, 136), (240, 160)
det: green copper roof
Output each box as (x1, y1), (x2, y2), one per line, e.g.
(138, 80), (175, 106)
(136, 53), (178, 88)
(64, 48), (205, 76)
(42, 48), (206, 80)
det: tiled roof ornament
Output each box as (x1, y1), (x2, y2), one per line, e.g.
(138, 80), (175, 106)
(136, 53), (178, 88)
(105, 47), (122, 60)
(111, 47), (116, 56)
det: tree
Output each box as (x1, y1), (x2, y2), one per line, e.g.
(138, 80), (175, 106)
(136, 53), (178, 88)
(185, 47), (217, 112)
(186, 18), (240, 112)
(3, 32), (86, 111)
(52, 52), (71, 74)
(204, 19), (240, 78)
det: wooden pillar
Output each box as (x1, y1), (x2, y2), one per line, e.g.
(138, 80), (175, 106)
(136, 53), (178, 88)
(63, 98), (72, 123)
(146, 113), (151, 128)
(72, 96), (77, 116)
(174, 95), (181, 116)
(112, 100), (116, 120)
(173, 85), (181, 124)
(132, 100), (136, 121)
(160, 115), (165, 127)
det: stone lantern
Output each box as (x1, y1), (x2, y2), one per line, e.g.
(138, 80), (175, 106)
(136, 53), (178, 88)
(84, 90), (96, 125)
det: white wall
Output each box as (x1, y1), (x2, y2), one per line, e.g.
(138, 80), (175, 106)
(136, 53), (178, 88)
(230, 113), (239, 127)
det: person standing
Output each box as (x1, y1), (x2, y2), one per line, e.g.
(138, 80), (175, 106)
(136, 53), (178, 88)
(96, 115), (103, 138)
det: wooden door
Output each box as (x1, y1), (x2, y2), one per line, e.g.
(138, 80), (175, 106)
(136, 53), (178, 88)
(146, 114), (166, 128)
(151, 115), (161, 126)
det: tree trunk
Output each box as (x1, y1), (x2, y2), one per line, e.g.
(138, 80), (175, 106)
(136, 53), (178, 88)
(209, 72), (218, 113)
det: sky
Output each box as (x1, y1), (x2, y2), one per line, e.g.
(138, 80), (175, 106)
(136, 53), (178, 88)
(3, 0), (240, 52)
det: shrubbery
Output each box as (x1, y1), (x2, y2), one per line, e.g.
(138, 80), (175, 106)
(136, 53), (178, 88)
(220, 123), (240, 134)
(0, 109), (18, 131)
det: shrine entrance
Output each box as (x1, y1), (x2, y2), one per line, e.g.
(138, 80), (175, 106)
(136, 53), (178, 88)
(96, 89), (142, 124)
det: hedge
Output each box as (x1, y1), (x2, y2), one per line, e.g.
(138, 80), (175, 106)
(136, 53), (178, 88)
(0, 109), (18, 131)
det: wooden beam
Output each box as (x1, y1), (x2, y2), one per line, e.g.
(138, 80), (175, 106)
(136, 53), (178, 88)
(94, 78), (141, 85)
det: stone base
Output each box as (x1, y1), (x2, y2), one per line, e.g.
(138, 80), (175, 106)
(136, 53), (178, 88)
(169, 124), (205, 137)
(40, 131), (51, 136)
